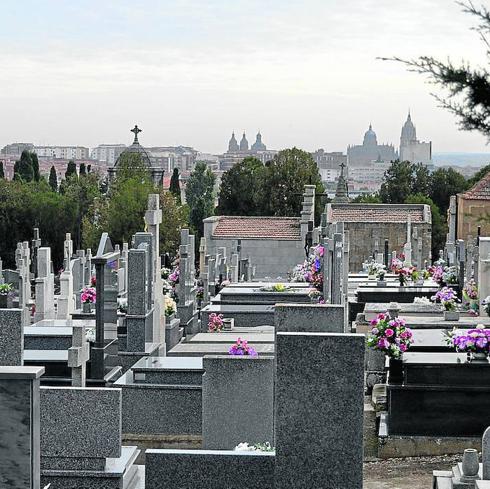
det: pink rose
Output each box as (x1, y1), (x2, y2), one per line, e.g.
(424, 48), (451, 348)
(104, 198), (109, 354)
(385, 328), (394, 337)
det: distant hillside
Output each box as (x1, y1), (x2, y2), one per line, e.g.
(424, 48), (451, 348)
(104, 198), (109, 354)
(433, 152), (490, 167)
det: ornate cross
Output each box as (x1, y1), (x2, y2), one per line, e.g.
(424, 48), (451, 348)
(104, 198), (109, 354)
(131, 125), (142, 143)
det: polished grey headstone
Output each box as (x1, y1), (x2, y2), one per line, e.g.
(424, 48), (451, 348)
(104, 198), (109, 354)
(274, 332), (364, 489)
(0, 308), (23, 365)
(0, 366), (44, 489)
(274, 303), (345, 333)
(40, 387), (121, 460)
(145, 449), (274, 489)
(202, 356), (274, 450)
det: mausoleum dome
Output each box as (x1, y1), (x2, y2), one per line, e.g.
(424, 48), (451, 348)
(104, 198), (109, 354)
(115, 125), (152, 168)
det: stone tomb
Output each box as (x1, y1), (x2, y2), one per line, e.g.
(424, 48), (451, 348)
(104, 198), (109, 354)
(200, 304), (275, 330)
(386, 352), (490, 437)
(40, 386), (142, 488)
(0, 309), (24, 366)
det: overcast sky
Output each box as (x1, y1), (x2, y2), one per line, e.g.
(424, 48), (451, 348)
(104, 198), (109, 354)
(1, 0), (489, 154)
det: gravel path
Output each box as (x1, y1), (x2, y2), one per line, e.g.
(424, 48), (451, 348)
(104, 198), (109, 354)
(363, 455), (460, 488)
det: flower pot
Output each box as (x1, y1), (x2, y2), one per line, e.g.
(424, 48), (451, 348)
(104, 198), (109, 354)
(368, 274), (376, 281)
(223, 318), (234, 331)
(389, 357), (403, 385)
(0, 294), (9, 308)
(82, 302), (92, 313)
(461, 449), (479, 480)
(443, 310), (460, 321)
(470, 351), (489, 363)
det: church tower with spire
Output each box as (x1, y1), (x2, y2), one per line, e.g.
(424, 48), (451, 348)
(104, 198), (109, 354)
(239, 132), (249, 152)
(228, 132), (239, 152)
(399, 111), (432, 165)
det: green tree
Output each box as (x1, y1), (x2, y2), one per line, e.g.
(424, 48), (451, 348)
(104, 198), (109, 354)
(386, 2), (490, 140)
(429, 167), (469, 214)
(217, 157), (264, 215)
(159, 191), (188, 257)
(468, 164), (490, 187)
(406, 193), (446, 261)
(169, 167), (181, 204)
(79, 163), (86, 175)
(379, 160), (429, 204)
(351, 193), (382, 203)
(258, 148), (324, 218)
(31, 152), (40, 181)
(49, 166), (58, 191)
(185, 162), (216, 239)
(14, 150), (34, 182)
(87, 164), (92, 173)
(0, 162), (4, 179)
(65, 160), (77, 180)
(82, 153), (156, 249)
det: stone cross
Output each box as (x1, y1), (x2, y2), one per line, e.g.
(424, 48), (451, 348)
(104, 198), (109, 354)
(31, 227), (41, 277)
(0, 258), (3, 285)
(404, 216), (412, 266)
(144, 194), (165, 350)
(199, 237), (207, 276)
(67, 325), (90, 387)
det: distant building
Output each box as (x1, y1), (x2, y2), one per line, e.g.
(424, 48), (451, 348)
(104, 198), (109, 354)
(347, 124), (397, 167)
(456, 171), (490, 238)
(90, 144), (126, 166)
(221, 131), (278, 170)
(311, 149), (347, 183)
(34, 146), (90, 160)
(399, 112), (432, 166)
(1, 142), (34, 156)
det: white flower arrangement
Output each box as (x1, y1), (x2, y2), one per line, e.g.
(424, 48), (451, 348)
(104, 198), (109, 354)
(234, 442), (274, 452)
(165, 295), (177, 316)
(85, 328), (96, 343)
(413, 297), (431, 305)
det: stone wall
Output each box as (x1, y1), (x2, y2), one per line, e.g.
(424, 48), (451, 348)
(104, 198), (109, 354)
(457, 195), (490, 239)
(342, 221), (431, 271)
(203, 234), (305, 279)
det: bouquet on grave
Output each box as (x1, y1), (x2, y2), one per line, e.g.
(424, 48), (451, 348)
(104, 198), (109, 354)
(482, 296), (490, 317)
(81, 287), (96, 304)
(168, 267), (180, 286)
(463, 279), (478, 301)
(0, 283), (13, 295)
(366, 313), (413, 359)
(390, 258), (413, 286)
(427, 265), (444, 284)
(442, 266), (458, 285)
(196, 286), (204, 301)
(366, 261), (385, 278)
(165, 295), (177, 317)
(235, 442), (274, 452)
(161, 267), (172, 280)
(228, 337), (258, 356)
(445, 324), (490, 354)
(431, 286), (459, 311)
(208, 313), (224, 332)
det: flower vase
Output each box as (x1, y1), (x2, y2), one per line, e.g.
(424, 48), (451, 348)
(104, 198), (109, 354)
(443, 310), (460, 321)
(389, 357), (403, 384)
(82, 302), (92, 313)
(376, 280), (387, 287)
(461, 449), (480, 481)
(398, 276), (406, 288)
(368, 274), (376, 281)
(470, 351), (489, 363)
(0, 294), (9, 308)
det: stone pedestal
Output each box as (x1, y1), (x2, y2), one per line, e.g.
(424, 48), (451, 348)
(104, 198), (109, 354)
(0, 366), (44, 489)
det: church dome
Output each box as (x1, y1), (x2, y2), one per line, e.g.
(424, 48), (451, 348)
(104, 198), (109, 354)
(363, 124), (378, 146)
(251, 131), (266, 152)
(115, 125), (151, 168)
(401, 112), (417, 143)
(228, 132), (239, 152)
(240, 132), (249, 151)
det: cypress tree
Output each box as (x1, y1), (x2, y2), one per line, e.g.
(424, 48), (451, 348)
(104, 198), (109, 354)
(30, 151), (40, 181)
(14, 150), (34, 182)
(0, 162), (4, 179)
(169, 167), (181, 204)
(87, 164), (91, 173)
(65, 160), (77, 180)
(49, 166), (58, 191)
(79, 163), (86, 175)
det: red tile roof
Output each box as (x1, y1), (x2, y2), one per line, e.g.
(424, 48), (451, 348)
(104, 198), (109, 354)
(329, 204), (427, 223)
(213, 217), (301, 240)
(460, 171), (490, 200)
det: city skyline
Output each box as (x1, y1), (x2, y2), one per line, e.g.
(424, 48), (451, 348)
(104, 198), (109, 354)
(1, 0), (490, 154)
